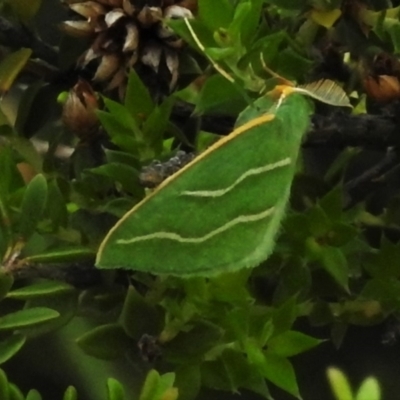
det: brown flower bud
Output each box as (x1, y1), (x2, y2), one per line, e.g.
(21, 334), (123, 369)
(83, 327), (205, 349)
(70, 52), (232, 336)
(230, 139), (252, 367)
(363, 74), (400, 103)
(62, 80), (99, 140)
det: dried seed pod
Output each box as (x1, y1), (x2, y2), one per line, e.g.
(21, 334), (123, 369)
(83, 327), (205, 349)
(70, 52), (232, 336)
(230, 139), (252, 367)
(62, 79), (99, 141)
(363, 75), (400, 103)
(141, 40), (163, 71)
(60, 20), (95, 37)
(61, 0), (198, 96)
(69, 2), (107, 19)
(122, 22), (139, 52)
(104, 9), (126, 27)
(157, 5), (193, 48)
(137, 5), (163, 27)
(93, 53), (121, 81)
(96, 0), (123, 7)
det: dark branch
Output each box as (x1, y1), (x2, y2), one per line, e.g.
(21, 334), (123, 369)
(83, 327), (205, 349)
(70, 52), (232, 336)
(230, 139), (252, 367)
(172, 101), (400, 150)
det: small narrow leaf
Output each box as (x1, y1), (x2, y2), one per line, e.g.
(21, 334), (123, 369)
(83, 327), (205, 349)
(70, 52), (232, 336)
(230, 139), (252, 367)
(327, 368), (353, 400)
(25, 390), (42, 400)
(261, 351), (301, 399)
(76, 324), (130, 360)
(8, 383), (24, 400)
(0, 369), (9, 400)
(0, 272), (13, 301)
(63, 386), (78, 400)
(7, 281), (74, 300)
(320, 247), (349, 292)
(21, 247), (95, 264)
(138, 370), (161, 400)
(267, 331), (324, 357)
(18, 174), (48, 240)
(125, 69), (154, 118)
(355, 377), (381, 400)
(297, 80), (352, 108)
(0, 49), (32, 94)
(0, 334), (26, 364)
(0, 307), (59, 330)
(107, 378), (125, 400)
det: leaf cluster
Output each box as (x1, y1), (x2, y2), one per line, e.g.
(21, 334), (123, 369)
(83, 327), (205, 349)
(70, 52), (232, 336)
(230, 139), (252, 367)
(1, 0), (400, 399)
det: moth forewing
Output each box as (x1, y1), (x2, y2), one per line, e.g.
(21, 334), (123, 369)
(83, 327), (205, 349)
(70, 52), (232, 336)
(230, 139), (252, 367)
(96, 93), (312, 277)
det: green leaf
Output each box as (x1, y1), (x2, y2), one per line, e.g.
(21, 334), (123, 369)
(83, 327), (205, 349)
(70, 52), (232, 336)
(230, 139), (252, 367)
(25, 390), (42, 400)
(267, 330), (324, 357)
(361, 277), (400, 309)
(364, 238), (400, 279)
(208, 269), (252, 304)
(198, 0), (234, 31)
(7, 281), (74, 300)
(0, 307), (59, 330)
(0, 48), (32, 94)
(125, 69), (154, 118)
(320, 246), (349, 291)
(119, 286), (163, 340)
(355, 377), (381, 400)
(273, 257), (311, 302)
(138, 370), (177, 400)
(195, 74), (247, 115)
(163, 320), (223, 363)
(167, 19), (209, 56)
(388, 22), (400, 53)
(277, 47), (313, 81)
(90, 162), (144, 198)
(8, 383), (24, 400)
(107, 378), (126, 400)
(229, 0), (264, 46)
(142, 97), (175, 156)
(139, 370), (161, 400)
(105, 150), (141, 169)
(327, 367), (353, 400)
(77, 324), (131, 360)
(0, 146), (23, 197)
(224, 307), (250, 343)
(305, 205), (330, 237)
(46, 179), (68, 230)
(18, 174), (48, 240)
(272, 296), (298, 337)
(260, 351), (301, 399)
(63, 386), (78, 400)
(0, 272), (13, 301)
(22, 292), (77, 337)
(103, 97), (143, 140)
(8, 136), (43, 174)
(319, 186), (343, 221)
(21, 247), (95, 264)
(0, 334), (26, 364)
(96, 110), (139, 156)
(174, 365), (201, 400)
(201, 348), (272, 399)
(0, 369), (8, 400)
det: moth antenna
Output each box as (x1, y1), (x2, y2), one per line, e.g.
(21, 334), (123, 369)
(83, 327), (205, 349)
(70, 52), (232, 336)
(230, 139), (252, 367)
(296, 79), (352, 108)
(184, 18), (235, 83)
(259, 53), (293, 86)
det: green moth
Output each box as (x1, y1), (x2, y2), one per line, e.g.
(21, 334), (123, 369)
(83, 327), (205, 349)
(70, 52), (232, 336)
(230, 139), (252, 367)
(96, 89), (313, 276)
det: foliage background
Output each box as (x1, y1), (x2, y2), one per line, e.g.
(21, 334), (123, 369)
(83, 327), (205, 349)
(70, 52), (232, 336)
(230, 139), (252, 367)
(1, 0), (400, 399)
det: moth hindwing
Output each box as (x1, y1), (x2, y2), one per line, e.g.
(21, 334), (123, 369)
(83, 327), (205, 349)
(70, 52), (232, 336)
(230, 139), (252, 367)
(96, 93), (311, 277)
